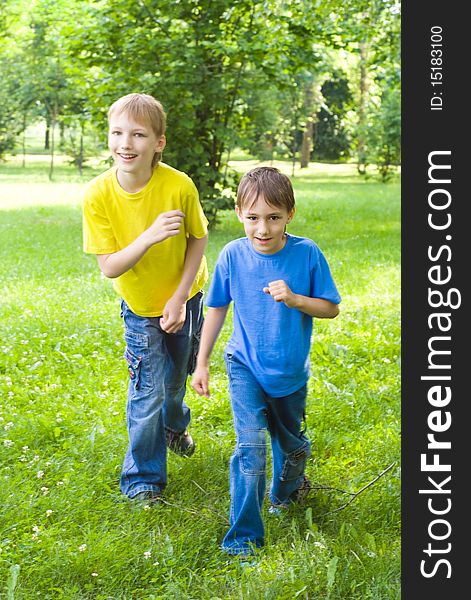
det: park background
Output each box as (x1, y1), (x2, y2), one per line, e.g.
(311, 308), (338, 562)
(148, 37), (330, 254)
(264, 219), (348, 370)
(0, 1), (400, 598)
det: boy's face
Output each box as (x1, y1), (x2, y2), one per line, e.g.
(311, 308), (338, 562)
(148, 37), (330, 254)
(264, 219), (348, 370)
(108, 111), (165, 176)
(236, 195), (294, 254)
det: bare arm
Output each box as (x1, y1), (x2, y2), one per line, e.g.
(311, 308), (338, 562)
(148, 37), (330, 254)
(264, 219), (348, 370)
(160, 234), (208, 333)
(263, 280), (340, 319)
(96, 209), (185, 279)
(172, 235), (208, 304)
(191, 305), (229, 397)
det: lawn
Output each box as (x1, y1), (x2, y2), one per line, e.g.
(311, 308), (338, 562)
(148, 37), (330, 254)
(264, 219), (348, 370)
(0, 155), (400, 599)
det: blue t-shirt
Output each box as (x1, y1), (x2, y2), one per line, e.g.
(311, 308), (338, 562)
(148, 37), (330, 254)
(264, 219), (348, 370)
(206, 234), (341, 397)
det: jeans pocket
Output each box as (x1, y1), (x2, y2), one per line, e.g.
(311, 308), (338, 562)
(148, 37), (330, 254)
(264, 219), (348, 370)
(124, 347), (143, 391)
(280, 443), (309, 482)
(187, 317), (203, 376)
(185, 291), (204, 375)
(224, 352), (234, 377)
(124, 331), (152, 392)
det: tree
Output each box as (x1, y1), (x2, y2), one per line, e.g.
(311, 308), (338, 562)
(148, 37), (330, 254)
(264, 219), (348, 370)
(64, 0), (330, 223)
(2, 0), (401, 199)
(299, 71), (328, 169)
(23, 0), (76, 178)
(0, 0), (93, 175)
(333, 0), (401, 176)
(313, 73), (352, 162)
(364, 71), (400, 181)
(0, 0), (29, 159)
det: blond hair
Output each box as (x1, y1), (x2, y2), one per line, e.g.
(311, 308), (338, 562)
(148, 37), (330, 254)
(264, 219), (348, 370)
(108, 93), (166, 167)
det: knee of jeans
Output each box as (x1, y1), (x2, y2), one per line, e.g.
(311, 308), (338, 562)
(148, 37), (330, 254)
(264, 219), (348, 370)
(280, 441), (310, 481)
(237, 429), (267, 476)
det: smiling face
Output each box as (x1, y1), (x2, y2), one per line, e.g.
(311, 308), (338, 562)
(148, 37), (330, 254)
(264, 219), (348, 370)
(108, 111), (166, 180)
(236, 195), (295, 254)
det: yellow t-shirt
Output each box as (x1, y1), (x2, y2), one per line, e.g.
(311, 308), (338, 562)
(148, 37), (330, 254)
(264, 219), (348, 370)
(82, 162), (208, 317)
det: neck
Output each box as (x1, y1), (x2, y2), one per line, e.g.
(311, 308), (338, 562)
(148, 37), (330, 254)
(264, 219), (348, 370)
(116, 167), (153, 194)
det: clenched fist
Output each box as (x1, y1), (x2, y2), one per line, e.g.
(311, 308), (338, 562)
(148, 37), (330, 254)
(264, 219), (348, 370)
(144, 210), (185, 245)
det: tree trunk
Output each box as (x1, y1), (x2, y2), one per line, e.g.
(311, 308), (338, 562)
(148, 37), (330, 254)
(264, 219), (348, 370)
(357, 40), (369, 175)
(59, 121), (65, 149)
(22, 112), (27, 168)
(45, 116), (51, 150)
(300, 118), (314, 168)
(291, 137), (297, 177)
(300, 79), (323, 169)
(49, 113), (56, 181)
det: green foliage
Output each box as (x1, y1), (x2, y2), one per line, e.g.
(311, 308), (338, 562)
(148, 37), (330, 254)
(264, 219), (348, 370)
(0, 158), (400, 598)
(0, 54), (29, 158)
(58, 114), (99, 174)
(0, 96), (19, 158)
(331, 0), (401, 176)
(60, 0), (334, 224)
(1, 0), (400, 218)
(313, 74), (353, 162)
(362, 69), (401, 181)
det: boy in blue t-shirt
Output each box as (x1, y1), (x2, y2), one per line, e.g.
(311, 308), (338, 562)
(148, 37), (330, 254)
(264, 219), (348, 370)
(191, 166), (341, 556)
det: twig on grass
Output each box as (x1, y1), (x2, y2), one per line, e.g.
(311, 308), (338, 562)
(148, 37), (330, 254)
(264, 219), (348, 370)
(191, 479), (208, 495)
(316, 461), (397, 517)
(156, 463), (396, 524)
(310, 485), (357, 496)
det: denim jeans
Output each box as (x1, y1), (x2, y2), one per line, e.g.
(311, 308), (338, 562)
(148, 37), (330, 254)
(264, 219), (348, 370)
(119, 292), (203, 498)
(222, 353), (310, 555)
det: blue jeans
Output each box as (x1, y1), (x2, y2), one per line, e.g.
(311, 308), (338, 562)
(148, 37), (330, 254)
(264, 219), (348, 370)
(119, 292), (203, 498)
(222, 353), (310, 555)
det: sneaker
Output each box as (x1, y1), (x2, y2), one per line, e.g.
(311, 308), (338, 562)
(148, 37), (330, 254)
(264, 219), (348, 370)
(269, 475), (312, 514)
(268, 504), (286, 516)
(290, 475), (312, 503)
(165, 429), (196, 457)
(132, 490), (162, 504)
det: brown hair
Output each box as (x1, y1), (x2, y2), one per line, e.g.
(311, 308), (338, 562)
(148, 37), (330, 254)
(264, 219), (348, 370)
(236, 167), (296, 212)
(108, 93), (166, 167)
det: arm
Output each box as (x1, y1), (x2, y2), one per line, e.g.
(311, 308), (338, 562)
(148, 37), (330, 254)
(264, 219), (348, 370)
(263, 280), (340, 319)
(96, 209), (185, 279)
(191, 305), (229, 397)
(160, 234), (208, 333)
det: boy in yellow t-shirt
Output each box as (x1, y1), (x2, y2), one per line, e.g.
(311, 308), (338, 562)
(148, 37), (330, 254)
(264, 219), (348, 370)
(83, 93), (208, 503)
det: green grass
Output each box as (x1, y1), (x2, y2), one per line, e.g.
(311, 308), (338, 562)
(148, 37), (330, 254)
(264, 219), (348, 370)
(0, 155), (400, 599)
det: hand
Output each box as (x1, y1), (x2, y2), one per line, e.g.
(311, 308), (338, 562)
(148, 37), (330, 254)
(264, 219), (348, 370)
(263, 280), (298, 308)
(191, 364), (210, 397)
(144, 210), (185, 246)
(160, 296), (186, 333)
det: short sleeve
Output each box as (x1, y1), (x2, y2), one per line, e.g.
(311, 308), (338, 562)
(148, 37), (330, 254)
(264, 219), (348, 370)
(182, 178), (208, 239)
(310, 246), (342, 304)
(82, 185), (117, 254)
(205, 248), (232, 307)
